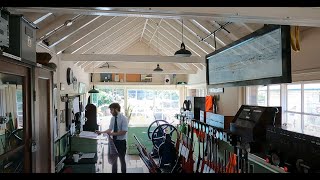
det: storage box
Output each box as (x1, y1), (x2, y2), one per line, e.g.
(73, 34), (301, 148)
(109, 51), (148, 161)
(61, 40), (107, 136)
(6, 15), (37, 63)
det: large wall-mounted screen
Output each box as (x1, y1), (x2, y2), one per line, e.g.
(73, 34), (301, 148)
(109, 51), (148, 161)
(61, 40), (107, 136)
(206, 25), (291, 88)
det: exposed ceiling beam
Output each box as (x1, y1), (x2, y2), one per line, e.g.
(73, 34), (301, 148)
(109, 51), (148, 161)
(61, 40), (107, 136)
(36, 14), (78, 41)
(33, 13), (53, 24)
(100, 26), (143, 54)
(47, 15), (101, 47)
(86, 68), (197, 74)
(148, 18), (163, 45)
(110, 34), (141, 54)
(54, 16), (115, 54)
(65, 16), (129, 54)
(140, 18), (149, 41)
(159, 21), (203, 57)
(164, 19), (210, 55)
(61, 54), (204, 63)
(10, 7), (320, 27)
(91, 18), (145, 54)
(145, 32), (202, 71)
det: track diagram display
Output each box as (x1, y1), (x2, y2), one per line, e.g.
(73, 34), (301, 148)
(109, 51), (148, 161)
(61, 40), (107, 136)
(206, 25), (291, 87)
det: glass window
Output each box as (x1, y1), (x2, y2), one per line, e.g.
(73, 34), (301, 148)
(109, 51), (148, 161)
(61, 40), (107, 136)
(304, 115), (320, 137)
(304, 83), (320, 114)
(285, 112), (302, 133)
(287, 84), (301, 112)
(127, 89), (180, 126)
(0, 73), (24, 170)
(257, 86), (267, 106)
(93, 88), (125, 131)
(269, 85), (280, 106)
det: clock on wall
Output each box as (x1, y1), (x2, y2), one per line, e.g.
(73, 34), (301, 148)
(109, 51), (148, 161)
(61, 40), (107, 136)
(67, 67), (73, 85)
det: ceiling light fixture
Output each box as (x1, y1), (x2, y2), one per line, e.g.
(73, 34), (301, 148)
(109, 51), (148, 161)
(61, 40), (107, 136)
(64, 20), (73, 26)
(153, 23), (163, 72)
(174, 19), (192, 57)
(88, 64), (99, 94)
(153, 64), (163, 72)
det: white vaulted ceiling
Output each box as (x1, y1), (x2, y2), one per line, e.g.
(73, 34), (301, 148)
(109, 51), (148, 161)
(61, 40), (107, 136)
(7, 7), (320, 74)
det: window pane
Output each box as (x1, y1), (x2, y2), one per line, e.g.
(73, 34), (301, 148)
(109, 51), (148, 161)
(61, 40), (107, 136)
(94, 88), (125, 131)
(269, 85), (280, 106)
(304, 115), (320, 138)
(304, 83), (320, 114)
(128, 90), (136, 99)
(285, 112), (302, 133)
(287, 84), (301, 112)
(128, 89), (180, 126)
(257, 86), (267, 106)
(247, 86), (259, 105)
(0, 73), (24, 156)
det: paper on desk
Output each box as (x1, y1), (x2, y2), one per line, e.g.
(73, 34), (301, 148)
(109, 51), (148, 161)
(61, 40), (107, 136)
(79, 131), (99, 139)
(81, 153), (96, 159)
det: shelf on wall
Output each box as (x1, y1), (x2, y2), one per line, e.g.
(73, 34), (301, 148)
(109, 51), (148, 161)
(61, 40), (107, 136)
(91, 82), (186, 87)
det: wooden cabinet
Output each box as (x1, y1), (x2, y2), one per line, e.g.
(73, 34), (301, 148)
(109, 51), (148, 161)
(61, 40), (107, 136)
(0, 55), (32, 173)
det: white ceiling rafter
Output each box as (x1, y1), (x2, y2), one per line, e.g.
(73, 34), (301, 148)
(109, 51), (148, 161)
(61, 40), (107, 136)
(83, 17), (143, 54)
(99, 23), (144, 54)
(11, 7), (320, 27)
(82, 61), (95, 69)
(47, 15), (101, 47)
(61, 54), (204, 63)
(147, 18), (163, 46)
(36, 14), (79, 41)
(163, 19), (210, 55)
(140, 18), (149, 42)
(175, 20), (215, 53)
(110, 32), (141, 54)
(33, 13), (53, 24)
(159, 21), (203, 57)
(87, 68), (196, 74)
(94, 18), (145, 54)
(55, 16), (116, 54)
(70, 16), (130, 54)
(144, 33), (187, 70)
(147, 32), (199, 71)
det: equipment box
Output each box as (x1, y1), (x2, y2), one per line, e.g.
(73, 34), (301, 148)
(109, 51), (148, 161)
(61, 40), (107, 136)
(6, 14), (37, 63)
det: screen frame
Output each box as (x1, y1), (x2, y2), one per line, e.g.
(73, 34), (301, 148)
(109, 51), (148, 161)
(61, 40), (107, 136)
(206, 25), (291, 88)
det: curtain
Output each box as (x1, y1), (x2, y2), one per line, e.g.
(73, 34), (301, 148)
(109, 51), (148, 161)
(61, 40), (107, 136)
(3, 85), (17, 129)
(0, 88), (6, 116)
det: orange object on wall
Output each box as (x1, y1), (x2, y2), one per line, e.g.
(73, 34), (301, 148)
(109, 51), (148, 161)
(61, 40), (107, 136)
(205, 95), (213, 112)
(126, 74), (141, 82)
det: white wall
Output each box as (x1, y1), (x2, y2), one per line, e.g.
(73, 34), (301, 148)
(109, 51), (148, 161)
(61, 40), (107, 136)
(187, 27), (320, 116)
(92, 41), (188, 84)
(37, 45), (90, 138)
(291, 27), (320, 82)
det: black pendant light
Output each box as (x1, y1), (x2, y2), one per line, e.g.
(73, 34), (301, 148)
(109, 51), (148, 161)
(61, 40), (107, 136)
(88, 73), (99, 93)
(153, 64), (163, 72)
(174, 19), (192, 57)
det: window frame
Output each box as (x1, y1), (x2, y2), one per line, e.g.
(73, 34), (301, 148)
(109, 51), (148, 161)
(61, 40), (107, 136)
(245, 81), (320, 136)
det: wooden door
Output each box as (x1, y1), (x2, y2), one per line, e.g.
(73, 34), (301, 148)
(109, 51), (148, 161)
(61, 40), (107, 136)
(34, 67), (53, 173)
(0, 56), (32, 173)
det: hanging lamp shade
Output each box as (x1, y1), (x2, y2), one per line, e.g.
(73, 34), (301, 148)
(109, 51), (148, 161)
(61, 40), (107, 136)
(153, 64), (163, 72)
(174, 19), (192, 57)
(88, 85), (99, 93)
(88, 72), (99, 93)
(174, 42), (192, 57)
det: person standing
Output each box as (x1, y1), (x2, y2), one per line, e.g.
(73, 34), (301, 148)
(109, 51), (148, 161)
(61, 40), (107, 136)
(96, 103), (128, 173)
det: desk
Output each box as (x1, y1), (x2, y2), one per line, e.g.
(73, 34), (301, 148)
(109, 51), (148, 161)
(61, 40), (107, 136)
(65, 136), (105, 173)
(64, 153), (99, 173)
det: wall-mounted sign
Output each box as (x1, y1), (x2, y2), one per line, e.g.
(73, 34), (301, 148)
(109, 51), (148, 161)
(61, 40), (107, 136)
(208, 87), (224, 94)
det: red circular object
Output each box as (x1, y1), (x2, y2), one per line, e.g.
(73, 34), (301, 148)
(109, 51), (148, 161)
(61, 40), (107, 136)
(265, 157), (270, 163)
(283, 166), (288, 172)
